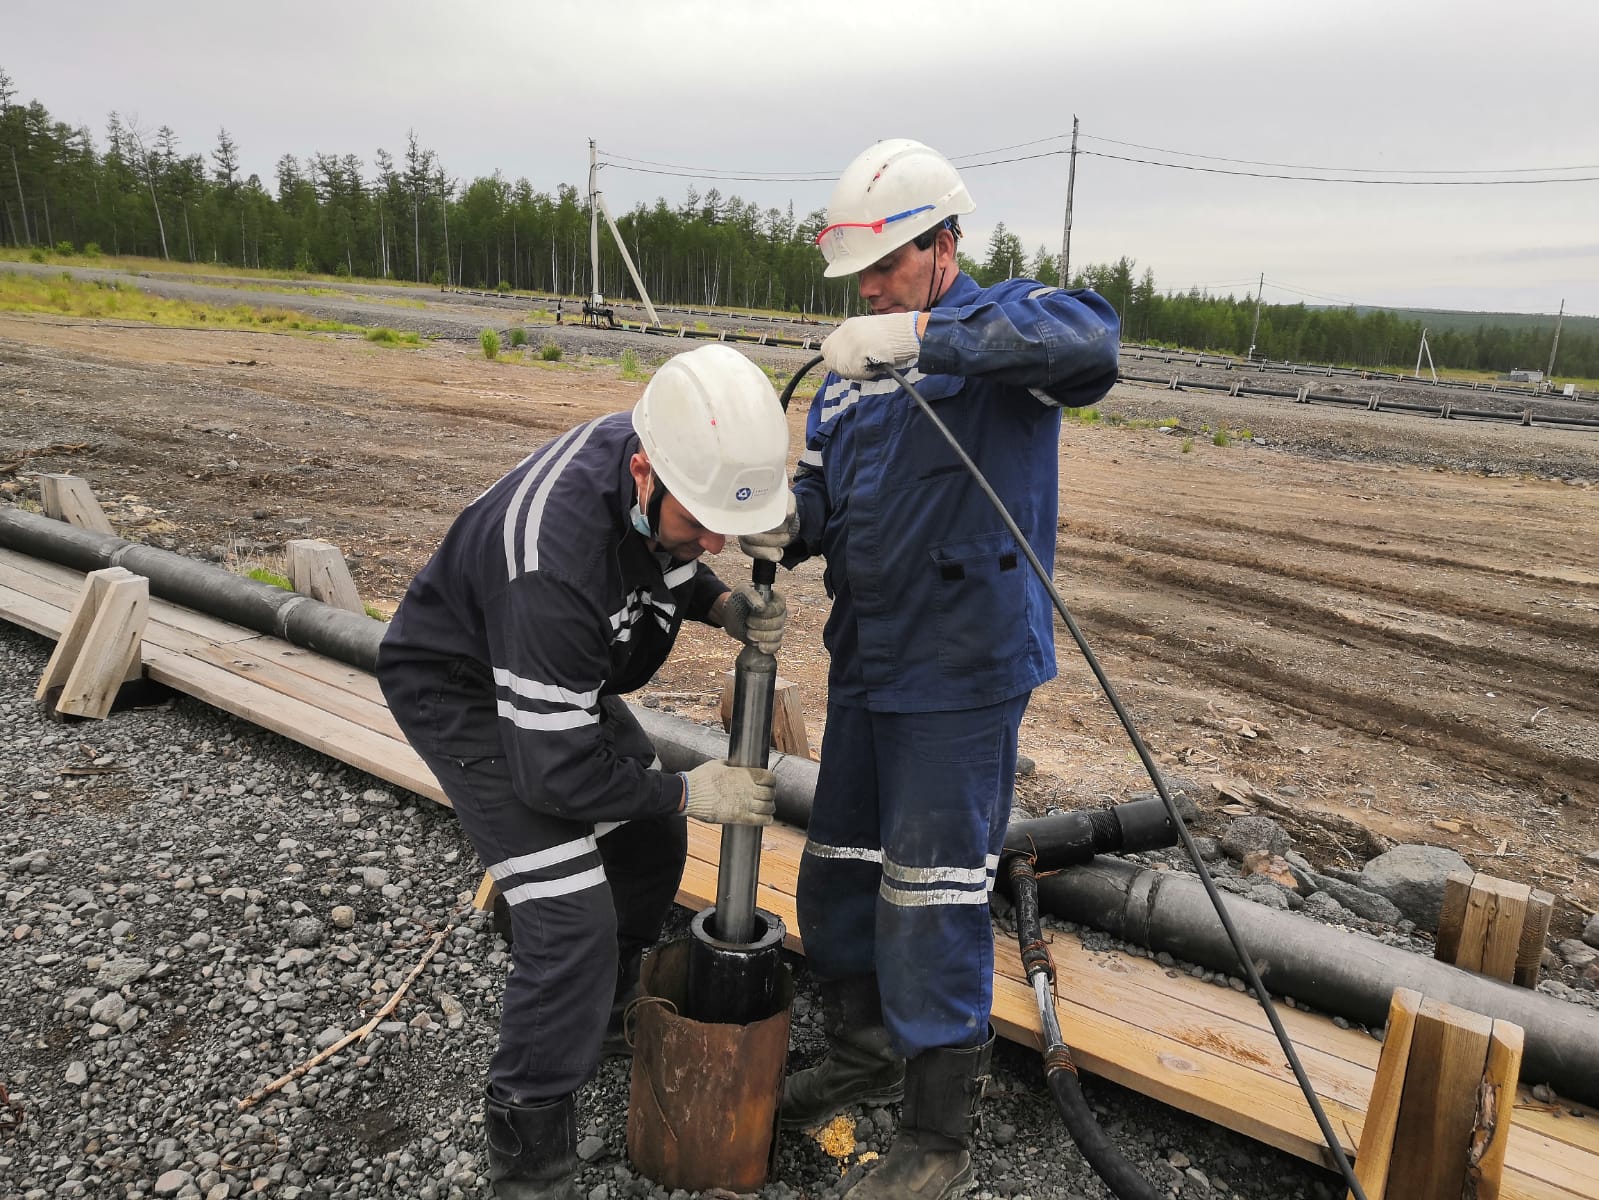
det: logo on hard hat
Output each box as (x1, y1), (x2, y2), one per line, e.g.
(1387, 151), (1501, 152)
(735, 487), (752, 502)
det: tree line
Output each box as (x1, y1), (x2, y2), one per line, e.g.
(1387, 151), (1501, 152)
(3, 67), (1592, 379)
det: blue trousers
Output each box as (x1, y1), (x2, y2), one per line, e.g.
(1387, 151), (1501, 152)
(796, 694), (1027, 1058)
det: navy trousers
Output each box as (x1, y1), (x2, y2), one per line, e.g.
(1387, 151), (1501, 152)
(402, 697), (686, 1104)
(795, 694), (1027, 1059)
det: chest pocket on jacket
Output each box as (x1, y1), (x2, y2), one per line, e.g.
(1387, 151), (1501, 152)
(928, 530), (1030, 676)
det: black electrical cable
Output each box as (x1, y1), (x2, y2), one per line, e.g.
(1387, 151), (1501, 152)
(872, 362), (1368, 1200)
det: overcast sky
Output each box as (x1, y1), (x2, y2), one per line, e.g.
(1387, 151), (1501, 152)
(10, 0), (1597, 316)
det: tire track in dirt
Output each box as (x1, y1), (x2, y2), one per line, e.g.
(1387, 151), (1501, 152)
(1062, 519), (1599, 647)
(1075, 604), (1599, 795)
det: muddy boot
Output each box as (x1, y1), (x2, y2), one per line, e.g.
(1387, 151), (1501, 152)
(780, 975), (905, 1129)
(599, 945), (644, 1059)
(845, 1031), (993, 1200)
(484, 1089), (582, 1200)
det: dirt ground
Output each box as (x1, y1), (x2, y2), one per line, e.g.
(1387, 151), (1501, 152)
(3, 301), (1597, 941)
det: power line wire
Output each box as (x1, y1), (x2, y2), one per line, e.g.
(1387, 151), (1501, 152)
(1078, 132), (1599, 176)
(1079, 150), (1599, 185)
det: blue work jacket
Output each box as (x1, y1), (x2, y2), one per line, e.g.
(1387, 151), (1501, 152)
(784, 273), (1119, 712)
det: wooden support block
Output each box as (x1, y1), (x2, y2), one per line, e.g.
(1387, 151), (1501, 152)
(1434, 870), (1534, 984)
(1513, 889), (1554, 989)
(285, 539), (364, 614)
(38, 473), (114, 535)
(472, 871), (499, 912)
(35, 567), (148, 719)
(719, 669), (813, 759)
(1352, 990), (1523, 1200)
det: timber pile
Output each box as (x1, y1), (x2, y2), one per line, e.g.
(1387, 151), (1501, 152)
(3, 543), (1597, 1199)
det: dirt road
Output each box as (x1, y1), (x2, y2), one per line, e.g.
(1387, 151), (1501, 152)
(3, 287), (1597, 939)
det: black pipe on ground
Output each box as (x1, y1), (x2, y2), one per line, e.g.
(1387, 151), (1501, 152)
(1034, 856), (1599, 1106)
(0, 509), (385, 669)
(9, 510), (1599, 1105)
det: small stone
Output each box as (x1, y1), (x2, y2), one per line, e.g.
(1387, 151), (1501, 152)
(577, 1134), (607, 1162)
(330, 905), (356, 930)
(95, 957), (151, 987)
(64, 1060), (89, 1086)
(90, 993), (127, 1024)
(1582, 911), (1599, 950)
(154, 1169), (192, 1196)
(287, 917), (324, 947)
(1167, 1150), (1191, 1169)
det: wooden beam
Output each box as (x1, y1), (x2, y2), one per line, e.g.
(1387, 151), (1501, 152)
(720, 668), (813, 759)
(285, 539), (364, 614)
(34, 566), (147, 719)
(473, 871), (499, 912)
(1435, 871), (1474, 966)
(1470, 1021), (1526, 1200)
(37, 473), (114, 536)
(1350, 987), (1423, 1200)
(1386, 997), (1496, 1200)
(1515, 891), (1555, 990)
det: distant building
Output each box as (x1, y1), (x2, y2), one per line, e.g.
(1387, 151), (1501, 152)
(1503, 368), (1544, 383)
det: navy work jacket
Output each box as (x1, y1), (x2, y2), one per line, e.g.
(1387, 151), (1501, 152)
(378, 411), (726, 822)
(783, 273), (1119, 712)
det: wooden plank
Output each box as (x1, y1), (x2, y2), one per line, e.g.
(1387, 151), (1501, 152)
(1388, 998), (1493, 1200)
(286, 539), (364, 614)
(1517, 891), (1556, 989)
(473, 872), (499, 912)
(1460, 875), (1533, 982)
(1436, 870), (1474, 965)
(1473, 1021), (1527, 1200)
(187, 641), (400, 737)
(53, 571), (148, 718)
(38, 474), (114, 535)
(1351, 987), (1423, 1200)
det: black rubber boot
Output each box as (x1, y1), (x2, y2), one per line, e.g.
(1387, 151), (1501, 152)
(483, 1089), (582, 1200)
(599, 944), (644, 1059)
(845, 1030), (994, 1200)
(780, 975), (906, 1129)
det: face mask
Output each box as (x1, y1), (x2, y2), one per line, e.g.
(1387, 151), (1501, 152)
(630, 504), (654, 539)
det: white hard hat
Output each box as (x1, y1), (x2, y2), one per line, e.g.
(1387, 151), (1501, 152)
(815, 138), (975, 279)
(631, 345), (790, 536)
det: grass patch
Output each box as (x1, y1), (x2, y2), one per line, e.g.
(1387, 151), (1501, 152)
(364, 327), (421, 346)
(246, 566), (292, 590)
(0, 270), (365, 335)
(509, 327), (528, 347)
(539, 341), (563, 362)
(1181, 437), (1193, 453)
(1212, 429), (1231, 447)
(481, 328), (501, 360)
(620, 348), (647, 381)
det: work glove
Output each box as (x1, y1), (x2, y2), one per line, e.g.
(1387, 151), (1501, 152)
(721, 584), (787, 656)
(739, 492), (800, 563)
(821, 311), (922, 380)
(679, 760), (777, 825)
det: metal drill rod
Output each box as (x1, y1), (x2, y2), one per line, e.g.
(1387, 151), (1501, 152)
(714, 557), (778, 944)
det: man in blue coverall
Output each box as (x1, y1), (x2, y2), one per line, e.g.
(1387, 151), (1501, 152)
(379, 344), (792, 1200)
(742, 139), (1121, 1200)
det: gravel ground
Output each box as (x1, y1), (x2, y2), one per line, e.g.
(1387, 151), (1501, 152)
(0, 620), (1360, 1200)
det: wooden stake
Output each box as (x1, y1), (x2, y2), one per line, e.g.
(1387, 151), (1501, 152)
(720, 669), (813, 759)
(38, 473), (114, 535)
(35, 567), (147, 719)
(473, 871), (499, 912)
(1434, 870), (1539, 986)
(1353, 990), (1523, 1200)
(285, 539), (364, 614)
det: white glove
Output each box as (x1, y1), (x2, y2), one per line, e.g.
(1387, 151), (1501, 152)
(721, 585), (787, 656)
(739, 492), (799, 563)
(680, 761), (776, 825)
(822, 311), (921, 380)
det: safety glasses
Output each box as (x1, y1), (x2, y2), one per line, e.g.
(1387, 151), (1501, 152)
(813, 205), (936, 264)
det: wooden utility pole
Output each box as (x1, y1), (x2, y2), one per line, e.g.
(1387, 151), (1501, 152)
(588, 139), (602, 307)
(1248, 273), (1264, 361)
(1546, 298), (1565, 381)
(1058, 116), (1078, 289)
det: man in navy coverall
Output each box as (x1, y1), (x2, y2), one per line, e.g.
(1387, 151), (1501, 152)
(379, 344), (792, 1199)
(742, 138), (1120, 1200)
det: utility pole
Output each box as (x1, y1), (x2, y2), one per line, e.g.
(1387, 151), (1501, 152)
(1546, 298), (1565, 383)
(588, 139), (602, 307)
(1248, 272), (1264, 361)
(1057, 115), (1078, 289)
(1414, 328), (1437, 383)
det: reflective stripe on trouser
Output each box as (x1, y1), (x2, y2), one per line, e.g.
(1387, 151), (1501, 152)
(414, 747), (686, 1104)
(796, 695), (1026, 1060)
